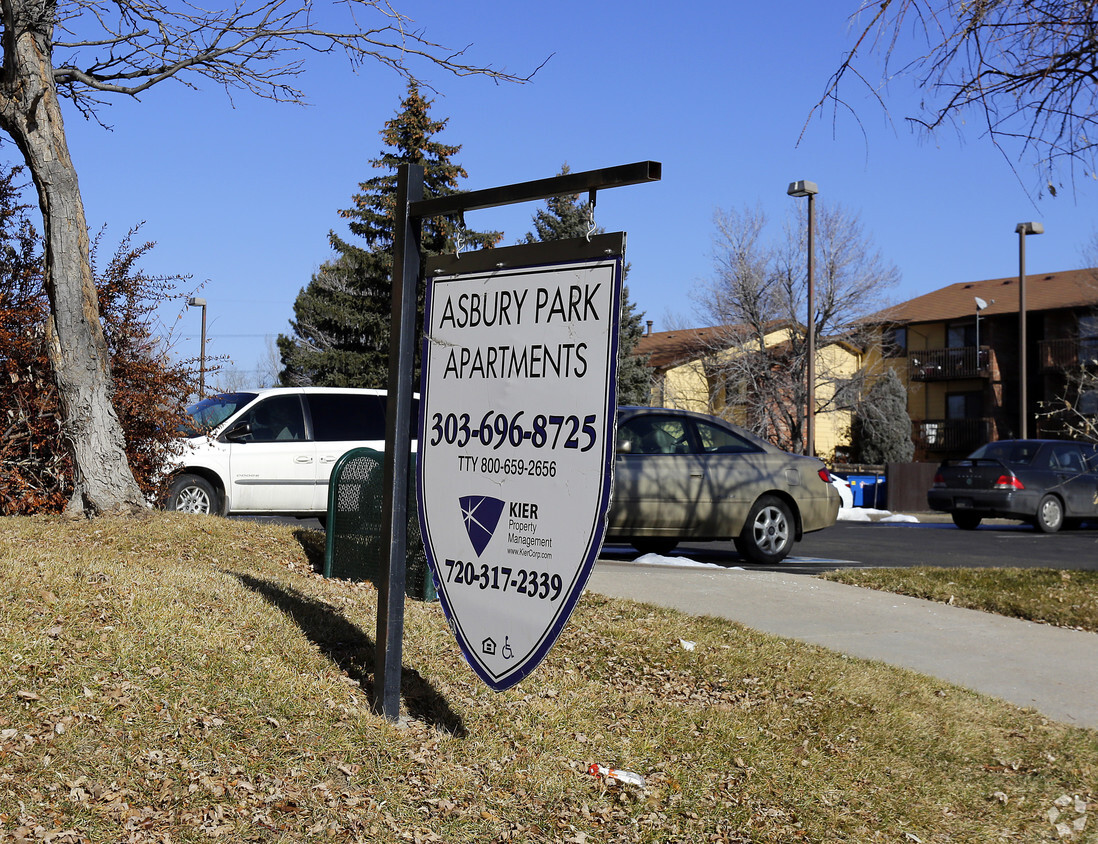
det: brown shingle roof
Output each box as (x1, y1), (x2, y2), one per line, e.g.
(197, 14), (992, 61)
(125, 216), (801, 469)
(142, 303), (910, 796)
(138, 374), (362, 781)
(872, 268), (1098, 324)
(634, 320), (800, 370)
(634, 325), (731, 370)
(636, 320), (865, 364)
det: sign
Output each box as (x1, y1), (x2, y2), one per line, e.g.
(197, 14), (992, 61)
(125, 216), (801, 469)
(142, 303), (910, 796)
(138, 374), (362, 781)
(417, 234), (624, 691)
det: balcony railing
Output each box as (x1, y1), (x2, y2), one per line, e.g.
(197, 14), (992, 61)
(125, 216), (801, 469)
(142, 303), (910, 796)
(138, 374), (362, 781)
(907, 347), (990, 381)
(912, 418), (992, 454)
(1039, 337), (1098, 371)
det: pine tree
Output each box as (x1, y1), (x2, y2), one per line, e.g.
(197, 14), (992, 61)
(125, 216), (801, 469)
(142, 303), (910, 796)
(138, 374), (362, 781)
(279, 84), (500, 387)
(849, 367), (914, 464)
(521, 165), (652, 405)
(615, 294), (652, 406)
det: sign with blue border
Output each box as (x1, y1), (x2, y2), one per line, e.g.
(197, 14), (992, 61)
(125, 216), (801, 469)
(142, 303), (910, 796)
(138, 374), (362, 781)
(417, 235), (624, 691)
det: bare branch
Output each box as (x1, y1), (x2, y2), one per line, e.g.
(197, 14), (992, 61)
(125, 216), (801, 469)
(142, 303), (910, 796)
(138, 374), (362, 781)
(814, 0), (1098, 192)
(47, 0), (538, 109)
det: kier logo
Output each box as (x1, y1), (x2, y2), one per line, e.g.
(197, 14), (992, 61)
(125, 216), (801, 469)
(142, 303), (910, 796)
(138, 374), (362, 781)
(459, 495), (505, 557)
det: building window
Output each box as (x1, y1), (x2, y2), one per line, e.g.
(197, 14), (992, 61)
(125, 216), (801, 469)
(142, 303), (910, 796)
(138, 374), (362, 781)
(886, 326), (907, 357)
(947, 321), (977, 349)
(946, 391), (982, 420)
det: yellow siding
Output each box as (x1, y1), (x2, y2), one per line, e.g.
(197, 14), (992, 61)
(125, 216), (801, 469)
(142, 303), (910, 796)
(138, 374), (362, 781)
(649, 331), (865, 462)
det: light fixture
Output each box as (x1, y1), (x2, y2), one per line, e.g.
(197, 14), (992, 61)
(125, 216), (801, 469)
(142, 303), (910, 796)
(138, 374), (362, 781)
(187, 296), (208, 398)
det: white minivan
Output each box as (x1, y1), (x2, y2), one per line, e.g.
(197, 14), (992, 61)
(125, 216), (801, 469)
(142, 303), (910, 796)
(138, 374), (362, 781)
(164, 387), (417, 520)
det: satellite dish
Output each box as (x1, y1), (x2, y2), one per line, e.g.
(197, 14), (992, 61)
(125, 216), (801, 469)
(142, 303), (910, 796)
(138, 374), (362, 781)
(974, 297), (989, 310)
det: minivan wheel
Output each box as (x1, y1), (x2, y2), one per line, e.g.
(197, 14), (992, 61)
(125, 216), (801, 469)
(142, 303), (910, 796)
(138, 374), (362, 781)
(735, 495), (794, 564)
(167, 474), (219, 516)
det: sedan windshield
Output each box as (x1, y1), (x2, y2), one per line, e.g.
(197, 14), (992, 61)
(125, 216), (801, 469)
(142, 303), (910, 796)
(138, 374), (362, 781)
(180, 392), (258, 437)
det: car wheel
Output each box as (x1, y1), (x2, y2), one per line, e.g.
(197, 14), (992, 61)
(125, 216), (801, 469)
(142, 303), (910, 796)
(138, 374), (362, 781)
(630, 538), (678, 556)
(1035, 494), (1064, 533)
(166, 474), (219, 516)
(951, 512), (982, 530)
(735, 495), (794, 564)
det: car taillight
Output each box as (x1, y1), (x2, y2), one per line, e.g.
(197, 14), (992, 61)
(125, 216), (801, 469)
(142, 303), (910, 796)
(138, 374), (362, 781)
(817, 468), (832, 483)
(932, 472), (945, 488)
(993, 474), (1025, 490)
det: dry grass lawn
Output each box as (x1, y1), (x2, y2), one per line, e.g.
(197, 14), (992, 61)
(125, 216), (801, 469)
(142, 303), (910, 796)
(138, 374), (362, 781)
(822, 567), (1098, 633)
(0, 514), (1095, 843)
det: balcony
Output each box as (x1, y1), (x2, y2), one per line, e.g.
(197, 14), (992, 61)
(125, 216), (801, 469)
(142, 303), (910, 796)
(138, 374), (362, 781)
(1039, 337), (1098, 371)
(907, 347), (991, 381)
(912, 418), (992, 454)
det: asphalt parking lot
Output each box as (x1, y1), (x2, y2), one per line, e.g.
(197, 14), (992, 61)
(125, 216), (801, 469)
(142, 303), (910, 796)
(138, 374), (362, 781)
(599, 515), (1098, 573)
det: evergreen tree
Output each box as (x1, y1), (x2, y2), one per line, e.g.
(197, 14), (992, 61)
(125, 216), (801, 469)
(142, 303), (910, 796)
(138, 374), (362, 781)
(849, 367), (914, 464)
(521, 165), (652, 405)
(279, 84), (500, 387)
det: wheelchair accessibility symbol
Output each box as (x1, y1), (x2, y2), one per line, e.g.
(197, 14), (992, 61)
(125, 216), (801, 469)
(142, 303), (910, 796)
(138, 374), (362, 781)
(502, 637), (514, 660)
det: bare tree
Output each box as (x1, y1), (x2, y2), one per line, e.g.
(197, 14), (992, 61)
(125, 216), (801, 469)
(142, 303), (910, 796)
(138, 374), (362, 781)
(815, 1), (1098, 193)
(1037, 363), (1098, 442)
(692, 204), (899, 455)
(0, 1), (532, 517)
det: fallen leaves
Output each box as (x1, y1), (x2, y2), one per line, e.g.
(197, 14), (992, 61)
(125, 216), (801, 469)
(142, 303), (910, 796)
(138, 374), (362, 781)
(1, 516), (1097, 844)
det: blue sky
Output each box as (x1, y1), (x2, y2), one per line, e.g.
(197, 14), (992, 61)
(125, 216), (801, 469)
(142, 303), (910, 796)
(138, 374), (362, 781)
(50, 1), (1098, 385)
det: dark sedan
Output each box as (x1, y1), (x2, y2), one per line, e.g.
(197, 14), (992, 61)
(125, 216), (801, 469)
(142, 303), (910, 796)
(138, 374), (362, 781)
(928, 439), (1098, 531)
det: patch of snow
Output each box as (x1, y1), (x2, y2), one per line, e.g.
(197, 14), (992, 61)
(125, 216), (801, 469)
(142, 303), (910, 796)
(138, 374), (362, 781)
(631, 553), (739, 569)
(836, 507), (921, 524)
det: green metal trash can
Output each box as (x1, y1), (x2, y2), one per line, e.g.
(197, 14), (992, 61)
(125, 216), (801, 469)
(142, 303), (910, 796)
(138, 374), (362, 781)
(323, 447), (436, 601)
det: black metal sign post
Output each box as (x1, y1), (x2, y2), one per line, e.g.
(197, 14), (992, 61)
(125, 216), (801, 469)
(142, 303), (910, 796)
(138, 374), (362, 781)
(375, 161), (660, 722)
(375, 163), (423, 721)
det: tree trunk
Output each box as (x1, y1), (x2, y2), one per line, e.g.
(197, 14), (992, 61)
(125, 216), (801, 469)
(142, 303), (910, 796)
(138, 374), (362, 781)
(0, 1), (145, 516)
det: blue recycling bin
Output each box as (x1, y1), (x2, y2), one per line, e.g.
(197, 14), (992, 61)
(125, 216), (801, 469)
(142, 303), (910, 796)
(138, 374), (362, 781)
(847, 475), (887, 508)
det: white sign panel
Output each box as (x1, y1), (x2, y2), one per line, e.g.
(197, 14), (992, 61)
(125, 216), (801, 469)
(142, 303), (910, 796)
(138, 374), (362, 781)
(417, 236), (624, 691)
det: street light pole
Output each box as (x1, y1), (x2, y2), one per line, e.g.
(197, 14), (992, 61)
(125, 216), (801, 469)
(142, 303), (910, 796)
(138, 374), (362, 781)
(187, 296), (207, 398)
(788, 180), (818, 457)
(1015, 222), (1043, 438)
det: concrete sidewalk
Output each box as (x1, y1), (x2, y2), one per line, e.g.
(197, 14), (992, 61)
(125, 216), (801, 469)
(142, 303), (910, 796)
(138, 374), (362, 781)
(588, 560), (1098, 731)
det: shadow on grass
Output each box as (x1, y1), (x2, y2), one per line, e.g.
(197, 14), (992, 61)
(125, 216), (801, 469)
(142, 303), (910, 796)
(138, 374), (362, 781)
(231, 573), (466, 736)
(293, 529), (327, 574)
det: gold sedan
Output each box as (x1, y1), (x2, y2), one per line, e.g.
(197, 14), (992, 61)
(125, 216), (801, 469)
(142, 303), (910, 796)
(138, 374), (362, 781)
(607, 407), (840, 564)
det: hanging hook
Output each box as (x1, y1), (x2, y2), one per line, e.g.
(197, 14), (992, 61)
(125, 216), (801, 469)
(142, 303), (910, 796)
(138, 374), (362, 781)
(585, 189), (597, 242)
(454, 211), (467, 258)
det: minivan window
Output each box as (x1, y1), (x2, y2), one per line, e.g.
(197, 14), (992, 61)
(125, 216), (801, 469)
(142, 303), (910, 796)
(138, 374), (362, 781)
(307, 393), (387, 441)
(182, 392), (258, 436)
(242, 395), (306, 442)
(306, 393), (420, 442)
